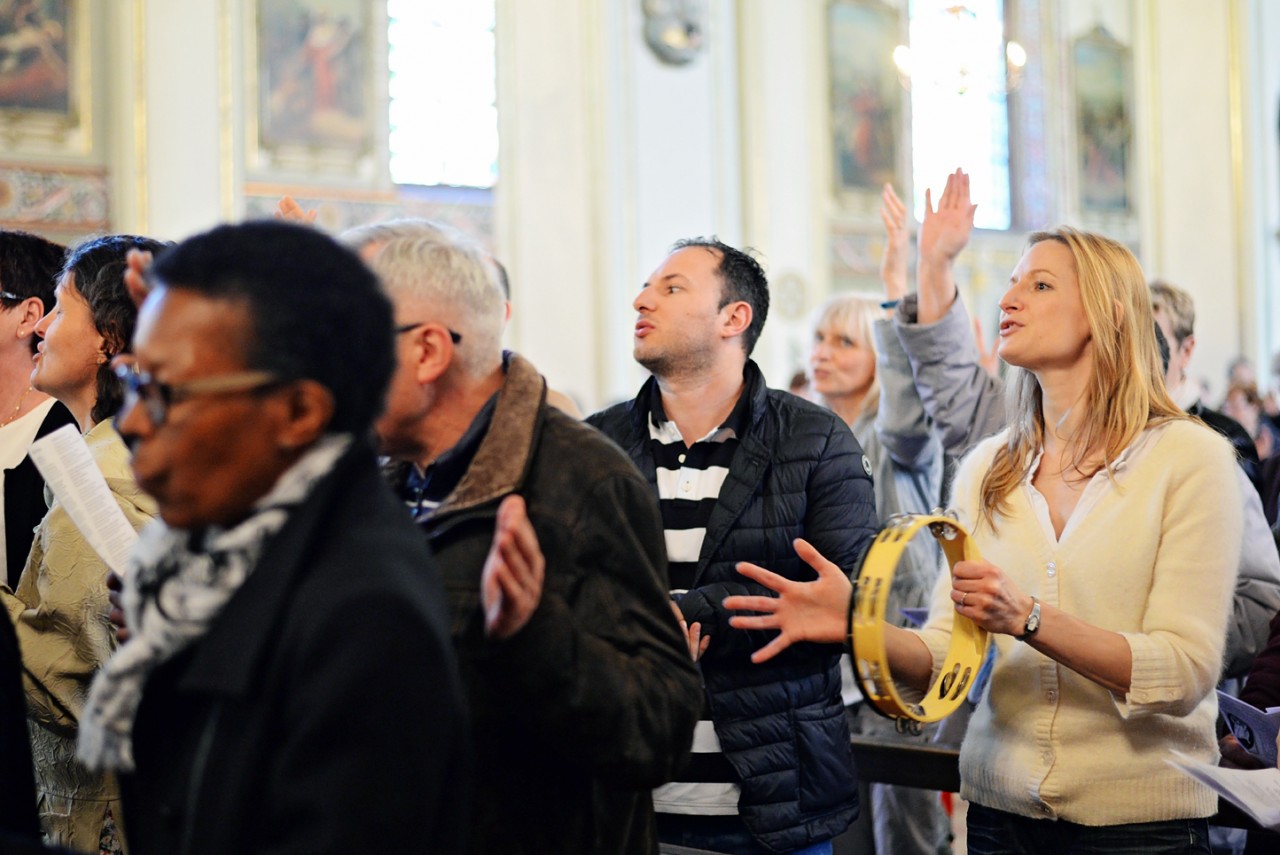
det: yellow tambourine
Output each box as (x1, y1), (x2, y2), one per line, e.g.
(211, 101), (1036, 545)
(849, 512), (990, 726)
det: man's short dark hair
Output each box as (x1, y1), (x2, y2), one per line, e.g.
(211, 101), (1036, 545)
(671, 237), (769, 356)
(0, 230), (65, 353)
(62, 234), (170, 425)
(148, 221), (395, 436)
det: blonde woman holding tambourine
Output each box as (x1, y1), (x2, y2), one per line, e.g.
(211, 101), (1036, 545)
(726, 224), (1243, 855)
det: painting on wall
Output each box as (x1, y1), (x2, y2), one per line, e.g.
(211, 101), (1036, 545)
(254, 0), (372, 154)
(828, 0), (902, 196)
(0, 0), (72, 114)
(1073, 24), (1132, 214)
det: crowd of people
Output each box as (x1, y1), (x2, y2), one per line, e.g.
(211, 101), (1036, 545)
(0, 166), (1277, 855)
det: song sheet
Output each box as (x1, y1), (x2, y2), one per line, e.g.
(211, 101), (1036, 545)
(29, 425), (138, 575)
(1168, 751), (1280, 831)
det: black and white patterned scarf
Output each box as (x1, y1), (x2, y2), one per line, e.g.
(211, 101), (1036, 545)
(77, 434), (352, 773)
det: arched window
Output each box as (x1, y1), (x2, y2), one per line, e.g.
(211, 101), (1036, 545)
(903, 0), (1017, 230)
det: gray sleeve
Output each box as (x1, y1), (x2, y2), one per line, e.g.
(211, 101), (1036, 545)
(1223, 465), (1280, 679)
(872, 317), (938, 473)
(893, 293), (1007, 459)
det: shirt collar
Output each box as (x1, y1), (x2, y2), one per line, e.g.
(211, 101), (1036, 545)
(408, 390), (500, 505)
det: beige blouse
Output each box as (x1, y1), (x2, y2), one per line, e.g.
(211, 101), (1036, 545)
(1, 420), (156, 851)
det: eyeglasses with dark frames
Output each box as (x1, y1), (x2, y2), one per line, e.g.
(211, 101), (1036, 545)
(395, 322), (462, 344)
(112, 360), (284, 429)
(0, 291), (24, 302)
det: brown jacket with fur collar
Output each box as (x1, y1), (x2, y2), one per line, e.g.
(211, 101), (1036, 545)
(410, 353), (701, 855)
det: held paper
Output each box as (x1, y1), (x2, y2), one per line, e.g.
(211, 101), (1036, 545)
(28, 424), (138, 575)
(1218, 690), (1280, 767)
(1168, 751), (1280, 831)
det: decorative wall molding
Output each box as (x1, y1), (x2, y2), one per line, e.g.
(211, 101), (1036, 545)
(243, 183), (494, 246)
(0, 162), (109, 236)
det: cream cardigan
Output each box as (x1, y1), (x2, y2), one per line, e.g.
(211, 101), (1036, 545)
(918, 419), (1243, 825)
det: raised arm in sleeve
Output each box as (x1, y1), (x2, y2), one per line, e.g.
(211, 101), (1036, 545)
(893, 294), (1007, 459)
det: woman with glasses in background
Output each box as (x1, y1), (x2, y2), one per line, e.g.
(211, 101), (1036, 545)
(1, 234), (165, 854)
(0, 231), (79, 593)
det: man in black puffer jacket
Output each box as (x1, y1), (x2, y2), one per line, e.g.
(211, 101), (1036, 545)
(588, 238), (879, 854)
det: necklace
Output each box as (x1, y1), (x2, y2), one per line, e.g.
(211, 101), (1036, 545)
(0, 385), (32, 428)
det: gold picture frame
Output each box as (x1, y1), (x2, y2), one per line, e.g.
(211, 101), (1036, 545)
(827, 0), (903, 200)
(246, 0), (376, 175)
(1072, 24), (1133, 215)
(0, 0), (90, 153)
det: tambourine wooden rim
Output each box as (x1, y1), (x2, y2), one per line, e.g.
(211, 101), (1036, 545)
(849, 512), (990, 725)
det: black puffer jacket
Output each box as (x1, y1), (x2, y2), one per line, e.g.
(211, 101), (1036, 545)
(589, 361), (879, 852)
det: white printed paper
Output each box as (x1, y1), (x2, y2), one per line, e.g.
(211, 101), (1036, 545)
(28, 425), (138, 575)
(1168, 751), (1280, 831)
(1218, 690), (1280, 767)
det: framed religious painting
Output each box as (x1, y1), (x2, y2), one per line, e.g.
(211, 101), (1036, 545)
(247, 0), (376, 173)
(0, 0), (90, 151)
(827, 0), (902, 200)
(1072, 24), (1133, 215)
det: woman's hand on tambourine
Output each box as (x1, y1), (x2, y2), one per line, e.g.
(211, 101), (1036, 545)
(725, 538), (851, 663)
(950, 558), (1035, 637)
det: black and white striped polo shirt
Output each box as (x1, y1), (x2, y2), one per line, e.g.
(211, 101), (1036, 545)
(647, 390), (750, 591)
(648, 389), (751, 815)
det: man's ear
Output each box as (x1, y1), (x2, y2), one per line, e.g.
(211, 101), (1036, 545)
(413, 325), (457, 385)
(720, 301), (753, 343)
(275, 380), (336, 451)
(1181, 333), (1196, 363)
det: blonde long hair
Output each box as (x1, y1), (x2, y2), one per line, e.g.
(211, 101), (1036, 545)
(810, 293), (882, 422)
(978, 227), (1187, 527)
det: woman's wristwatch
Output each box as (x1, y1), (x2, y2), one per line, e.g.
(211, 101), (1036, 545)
(1015, 596), (1041, 641)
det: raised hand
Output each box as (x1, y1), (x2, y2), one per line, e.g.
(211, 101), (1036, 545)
(275, 195), (318, 225)
(880, 183), (910, 303)
(973, 314), (1000, 377)
(724, 538), (852, 663)
(481, 495), (546, 640)
(123, 248), (154, 309)
(917, 168), (978, 324)
(918, 168), (977, 266)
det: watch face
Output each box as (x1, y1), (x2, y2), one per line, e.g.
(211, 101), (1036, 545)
(1025, 603), (1041, 634)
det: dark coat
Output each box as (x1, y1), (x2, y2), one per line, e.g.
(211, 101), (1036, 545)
(1241, 610), (1280, 711)
(4, 401), (76, 589)
(0, 610), (37, 841)
(1188, 401), (1261, 495)
(118, 441), (468, 855)
(588, 360), (879, 853)
(409, 353), (701, 855)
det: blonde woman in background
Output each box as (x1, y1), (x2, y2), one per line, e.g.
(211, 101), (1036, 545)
(806, 186), (948, 855)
